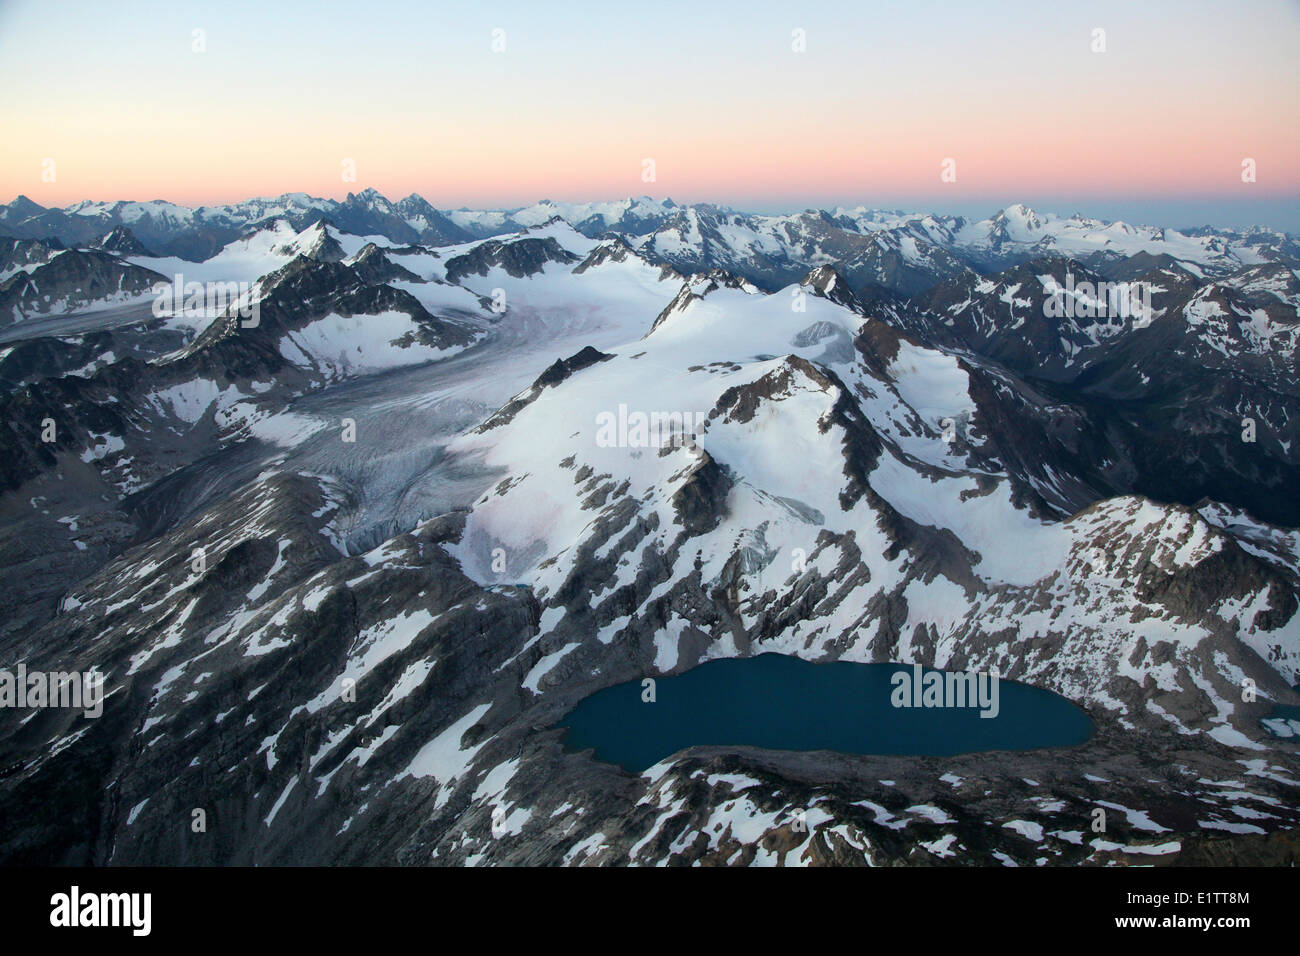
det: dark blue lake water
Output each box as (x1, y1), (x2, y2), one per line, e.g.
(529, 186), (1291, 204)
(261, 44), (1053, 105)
(558, 654), (1094, 772)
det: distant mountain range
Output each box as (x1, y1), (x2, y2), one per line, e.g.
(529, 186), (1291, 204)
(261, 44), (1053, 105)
(4, 191), (1296, 285)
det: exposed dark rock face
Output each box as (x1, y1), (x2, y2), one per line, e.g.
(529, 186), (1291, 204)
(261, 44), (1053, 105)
(894, 254), (1300, 526)
(91, 225), (153, 257)
(648, 270), (757, 334)
(572, 236), (636, 272)
(0, 326), (187, 391)
(0, 195), (49, 233)
(443, 236), (579, 284)
(0, 235), (64, 274)
(0, 249), (166, 324)
(349, 243), (422, 285)
(911, 257), (1148, 379)
(330, 190), (424, 245)
(188, 255), (474, 370)
(477, 346), (615, 432)
(391, 194), (474, 246)
(800, 265), (864, 313)
(635, 207), (973, 295)
(573, 237), (684, 284)
(670, 450), (732, 536)
(283, 220), (346, 262)
(533, 345), (615, 387)
(0, 367), (131, 492)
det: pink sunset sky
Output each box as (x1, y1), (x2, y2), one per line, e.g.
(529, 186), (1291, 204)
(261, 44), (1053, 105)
(0, 0), (1296, 224)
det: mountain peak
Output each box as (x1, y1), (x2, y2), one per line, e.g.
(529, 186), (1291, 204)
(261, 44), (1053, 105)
(346, 187), (388, 206)
(4, 194), (47, 218)
(996, 203), (1043, 225)
(800, 265), (863, 312)
(91, 224), (153, 257)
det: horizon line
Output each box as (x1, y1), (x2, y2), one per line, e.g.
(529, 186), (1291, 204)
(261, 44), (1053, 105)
(5, 190), (1300, 234)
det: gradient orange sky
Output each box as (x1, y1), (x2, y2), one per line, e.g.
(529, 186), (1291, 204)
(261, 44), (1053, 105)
(1, 0), (1297, 217)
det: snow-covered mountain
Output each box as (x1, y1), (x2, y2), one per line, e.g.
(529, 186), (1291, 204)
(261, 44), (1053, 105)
(837, 202), (1299, 276)
(0, 199), (1298, 867)
(0, 245), (166, 325)
(445, 196), (681, 240)
(5, 193), (1294, 292)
